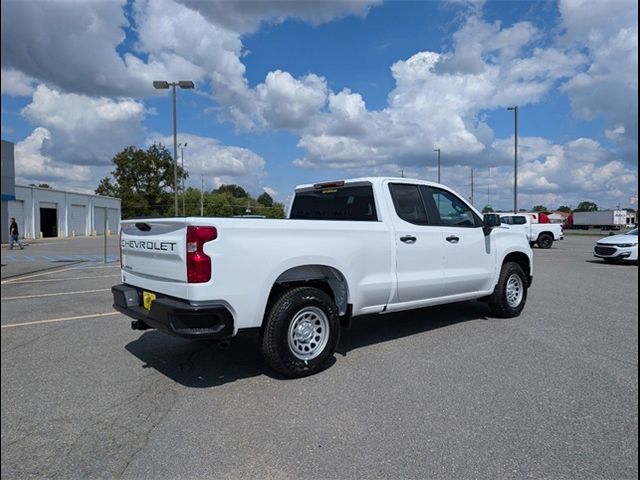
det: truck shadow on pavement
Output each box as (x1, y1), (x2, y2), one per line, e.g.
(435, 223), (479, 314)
(125, 300), (491, 388)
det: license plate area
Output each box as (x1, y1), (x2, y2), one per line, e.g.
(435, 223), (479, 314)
(142, 291), (156, 311)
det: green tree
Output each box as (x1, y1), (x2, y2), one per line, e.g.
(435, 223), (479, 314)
(95, 144), (187, 218)
(532, 205), (548, 212)
(182, 187), (204, 216)
(215, 184), (248, 198)
(257, 192), (274, 207)
(557, 205), (572, 213)
(575, 201), (598, 212)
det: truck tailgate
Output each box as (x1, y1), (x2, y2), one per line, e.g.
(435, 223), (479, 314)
(121, 220), (187, 282)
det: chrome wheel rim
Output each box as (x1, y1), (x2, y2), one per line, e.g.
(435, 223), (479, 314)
(287, 307), (329, 361)
(506, 273), (524, 308)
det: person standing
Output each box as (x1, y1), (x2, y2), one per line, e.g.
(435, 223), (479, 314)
(9, 217), (24, 250)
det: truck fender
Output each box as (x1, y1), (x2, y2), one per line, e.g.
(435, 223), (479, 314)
(259, 258), (351, 327)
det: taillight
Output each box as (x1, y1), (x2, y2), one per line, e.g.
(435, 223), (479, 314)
(186, 226), (217, 283)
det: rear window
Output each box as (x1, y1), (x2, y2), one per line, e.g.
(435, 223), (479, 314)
(290, 185), (378, 221)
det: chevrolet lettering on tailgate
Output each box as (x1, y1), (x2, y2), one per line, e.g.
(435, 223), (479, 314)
(121, 239), (177, 252)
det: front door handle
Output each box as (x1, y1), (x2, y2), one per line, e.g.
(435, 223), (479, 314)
(446, 235), (460, 243)
(400, 235), (417, 244)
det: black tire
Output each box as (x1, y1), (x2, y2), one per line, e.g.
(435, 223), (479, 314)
(262, 286), (340, 378)
(487, 262), (528, 318)
(537, 233), (553, 249)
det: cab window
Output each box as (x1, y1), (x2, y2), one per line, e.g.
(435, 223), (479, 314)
(426, 187), (481, 227)
(388, 184), (430, 225)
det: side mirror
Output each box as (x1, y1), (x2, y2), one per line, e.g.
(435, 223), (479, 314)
(483, 213), (501, 228)
(483, 213), (500, 236)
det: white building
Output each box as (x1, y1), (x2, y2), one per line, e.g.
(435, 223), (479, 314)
(2, 139), (121, 240)
(9, 185), (121, 239)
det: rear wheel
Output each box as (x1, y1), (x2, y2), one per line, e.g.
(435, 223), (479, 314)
(487, 262), (528, 318)
(262, 286), (340, 378)
(537, 233), (553, 249)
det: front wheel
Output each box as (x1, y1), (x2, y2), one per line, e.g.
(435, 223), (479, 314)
(262, 286), (340, 378)
(487, 262), (528, 318)
(537, 233), (553, 249)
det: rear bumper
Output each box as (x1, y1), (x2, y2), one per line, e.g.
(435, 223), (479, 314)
(111, 284), (234, 339)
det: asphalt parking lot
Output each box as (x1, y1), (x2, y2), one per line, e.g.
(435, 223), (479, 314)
(1, 235), (637, 479)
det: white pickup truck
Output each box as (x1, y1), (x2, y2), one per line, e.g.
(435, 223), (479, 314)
(113, 177), (533, 377)
(499, 214), (563, 249)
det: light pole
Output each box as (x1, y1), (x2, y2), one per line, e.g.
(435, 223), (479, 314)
(507, 106), (518, 212)
(433, 148), (441, 183)
(153, 80), (195, 216)
(470, 167), (474, 206)
(178, 142), (188, 215)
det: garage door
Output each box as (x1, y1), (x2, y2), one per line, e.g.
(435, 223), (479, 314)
(8, 201), (25, 238)
(69, 205), (86, 237)
(107, 208), (120, 234)
(94, 207), (105, 235)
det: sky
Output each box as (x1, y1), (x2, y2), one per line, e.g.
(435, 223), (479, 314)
(1, 0), (637, 211)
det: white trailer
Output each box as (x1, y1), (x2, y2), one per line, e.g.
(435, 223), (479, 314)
(573, 210), (627, 230)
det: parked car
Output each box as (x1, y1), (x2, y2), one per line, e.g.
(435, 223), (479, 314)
(593, 228), (638, 263)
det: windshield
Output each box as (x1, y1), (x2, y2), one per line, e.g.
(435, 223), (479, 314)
(626, 228), (638, 236)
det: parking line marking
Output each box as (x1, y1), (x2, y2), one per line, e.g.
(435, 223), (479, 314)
(1, 264), (88, 283)
(3, 288), (111, 301)
(70, 264), (120, 271)
(1, 311), (119, 329)
(5, 275), (120, 285)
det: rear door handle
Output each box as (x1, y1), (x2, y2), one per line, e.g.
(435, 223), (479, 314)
(400, 235), (417, 244)
(446, 235), (460, 243)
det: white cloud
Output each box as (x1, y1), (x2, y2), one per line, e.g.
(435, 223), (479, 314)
(174, 0), (379, 34)
(1, 69), (37, 96)
(292, 15), (586, 171)
(21, 85), (145, 167)
(263, 186), (278, 198)
(255, 71), (328, 130)
(0, 0), (144, 96)
(132, 0), (258, 127)
(559, 0), (638, 147)
(1, 0), (377, 128)
(146, 133), (266, 193)
(491, 136), (637, 209)
(14, 128), (94, 189)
